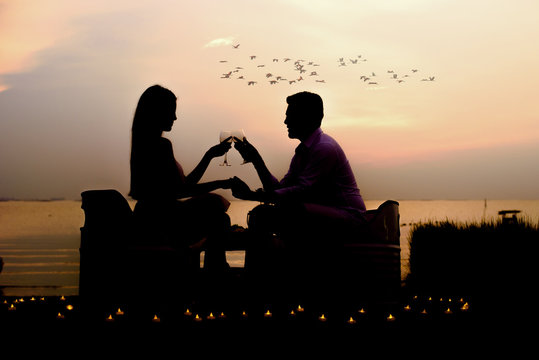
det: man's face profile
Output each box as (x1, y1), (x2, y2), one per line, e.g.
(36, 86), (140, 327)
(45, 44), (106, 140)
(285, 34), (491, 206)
(284, 104), (304, 139)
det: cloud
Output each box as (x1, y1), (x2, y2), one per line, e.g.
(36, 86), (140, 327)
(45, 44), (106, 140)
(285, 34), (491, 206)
(204, 36), (235, 48)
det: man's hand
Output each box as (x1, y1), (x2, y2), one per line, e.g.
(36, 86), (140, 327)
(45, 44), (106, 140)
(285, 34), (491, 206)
(233, 137), (260, 164)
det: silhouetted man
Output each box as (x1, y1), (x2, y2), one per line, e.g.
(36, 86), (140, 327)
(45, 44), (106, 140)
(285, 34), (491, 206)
(231, 91), (367, 302)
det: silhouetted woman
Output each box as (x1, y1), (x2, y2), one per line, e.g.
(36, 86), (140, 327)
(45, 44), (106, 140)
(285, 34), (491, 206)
(129, 84), (233, 270)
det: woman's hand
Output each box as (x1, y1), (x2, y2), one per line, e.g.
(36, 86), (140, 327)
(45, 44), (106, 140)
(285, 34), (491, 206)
(206, 137), (232, 158)
(230, 176), (253, 200)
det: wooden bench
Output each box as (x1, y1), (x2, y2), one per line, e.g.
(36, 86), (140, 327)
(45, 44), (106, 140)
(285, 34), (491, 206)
(79, 189), (401, 314)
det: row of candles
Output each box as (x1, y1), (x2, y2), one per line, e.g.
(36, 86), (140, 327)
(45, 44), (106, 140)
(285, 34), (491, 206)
(2, 295), (471, 325)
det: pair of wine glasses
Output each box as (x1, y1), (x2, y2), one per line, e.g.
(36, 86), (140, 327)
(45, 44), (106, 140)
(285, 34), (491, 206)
(219, 129), (247, 166)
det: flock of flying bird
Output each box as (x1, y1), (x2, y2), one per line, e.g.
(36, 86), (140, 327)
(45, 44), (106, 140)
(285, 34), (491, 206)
(218, 43), (436, 87)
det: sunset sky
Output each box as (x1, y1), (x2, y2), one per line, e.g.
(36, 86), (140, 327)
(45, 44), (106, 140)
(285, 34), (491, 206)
(1, 0), (538, 200)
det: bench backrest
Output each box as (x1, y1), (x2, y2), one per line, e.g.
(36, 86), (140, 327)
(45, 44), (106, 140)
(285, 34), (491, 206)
(80, 189), (133, 250)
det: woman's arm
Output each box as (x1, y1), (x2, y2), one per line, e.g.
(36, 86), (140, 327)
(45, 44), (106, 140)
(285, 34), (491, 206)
(178, 179), (233, 199)
(185, 139), (231, 185)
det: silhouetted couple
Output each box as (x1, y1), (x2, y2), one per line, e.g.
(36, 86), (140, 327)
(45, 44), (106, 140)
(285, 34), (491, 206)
(129, 86), (367, 287)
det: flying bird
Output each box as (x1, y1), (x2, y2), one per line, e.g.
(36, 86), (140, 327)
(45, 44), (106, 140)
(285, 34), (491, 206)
(233, 44), (240, 49)
(247, 81), (257, 86)
(316, 80), (326, 83)
(250, 56), (256, 60)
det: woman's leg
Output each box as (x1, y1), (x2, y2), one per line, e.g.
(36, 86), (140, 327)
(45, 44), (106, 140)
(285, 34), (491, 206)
(175, 193), (231, 270)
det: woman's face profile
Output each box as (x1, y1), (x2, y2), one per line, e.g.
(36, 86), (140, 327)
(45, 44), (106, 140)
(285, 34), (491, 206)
(160, 100), (177, 132)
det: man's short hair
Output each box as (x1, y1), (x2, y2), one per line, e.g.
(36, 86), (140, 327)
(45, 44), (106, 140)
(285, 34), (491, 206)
(286, 91), (324, 128)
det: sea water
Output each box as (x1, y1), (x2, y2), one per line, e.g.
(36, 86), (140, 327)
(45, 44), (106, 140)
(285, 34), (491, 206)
(1, 199), (538, 296)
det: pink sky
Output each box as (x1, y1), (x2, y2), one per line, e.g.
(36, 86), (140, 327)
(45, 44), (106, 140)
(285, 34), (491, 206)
(1, 0), (538, 200)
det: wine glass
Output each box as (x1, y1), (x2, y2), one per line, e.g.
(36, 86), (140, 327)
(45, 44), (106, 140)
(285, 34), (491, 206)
(219, 130), (232, 166)
(231, 129), (249, 164)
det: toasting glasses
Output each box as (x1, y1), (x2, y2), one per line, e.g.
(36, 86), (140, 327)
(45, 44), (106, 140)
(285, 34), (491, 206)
(219, 129), (247, 166)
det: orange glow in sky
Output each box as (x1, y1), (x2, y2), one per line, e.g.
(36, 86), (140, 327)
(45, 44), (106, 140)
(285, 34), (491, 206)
(1, 0), (538, 200)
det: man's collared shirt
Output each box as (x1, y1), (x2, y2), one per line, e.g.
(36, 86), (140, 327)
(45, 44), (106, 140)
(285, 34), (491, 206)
(271, 128), (366, 214)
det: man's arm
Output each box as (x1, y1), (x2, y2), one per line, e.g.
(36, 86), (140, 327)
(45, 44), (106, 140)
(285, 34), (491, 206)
(234, 138), (279, 191)
(274, 143), (337, 200)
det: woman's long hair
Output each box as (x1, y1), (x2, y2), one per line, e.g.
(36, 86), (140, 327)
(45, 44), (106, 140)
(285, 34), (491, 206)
(131, 84), (177, 139)
(129, 85), (177, 199)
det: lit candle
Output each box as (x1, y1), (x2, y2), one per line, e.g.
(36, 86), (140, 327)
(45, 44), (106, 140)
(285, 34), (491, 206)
(66, 304), (74, 311)
(219, 312), (226, 319)
(386, 314), (396, 322)
(8, 304), (16, 311)
(57, 312), (65, 320)
(460, 302), (469, 311)
(152, 315), (161, 323)
(207, 312), (215, 320)
(289, 310), (296, 317)
(60, 296), (66, 301)
(347, 317), (356, 325)
(420, 309), (428, 315)
(318, 314), (327, 322)
(403, 305), (411, 311)
(105, 314), (114, 322)
(444, 308), (452, 315)
(297, 305), (304, 313)
(30, 297), (36, 302)
(184, 309), (192, 316)
(358, 308), (366, 315)
(194, 314), (202, 322)
(241, 311), (248, 318)
(115, 308), (124, 316)
(264, 310), (272, 318)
